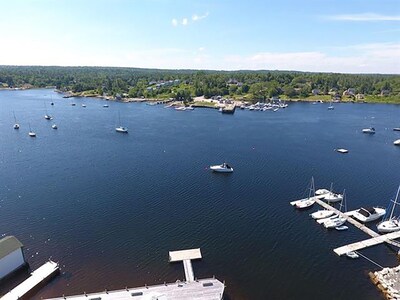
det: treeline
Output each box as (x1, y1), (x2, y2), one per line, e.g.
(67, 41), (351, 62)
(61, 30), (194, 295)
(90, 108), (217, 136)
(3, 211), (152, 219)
(0, 66), (399, 101)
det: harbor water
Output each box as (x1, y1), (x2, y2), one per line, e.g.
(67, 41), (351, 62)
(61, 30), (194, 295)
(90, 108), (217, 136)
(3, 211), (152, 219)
(1, 89), (400, 299)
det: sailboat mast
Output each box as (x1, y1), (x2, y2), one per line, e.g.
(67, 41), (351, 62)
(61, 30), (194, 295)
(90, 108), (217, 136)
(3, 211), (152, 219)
(13, 111), (17, 122)
(389, 185), (400, 219)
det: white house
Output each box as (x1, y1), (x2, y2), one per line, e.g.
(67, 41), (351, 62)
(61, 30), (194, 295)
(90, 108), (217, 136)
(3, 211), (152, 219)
(0, 236), (26, 280)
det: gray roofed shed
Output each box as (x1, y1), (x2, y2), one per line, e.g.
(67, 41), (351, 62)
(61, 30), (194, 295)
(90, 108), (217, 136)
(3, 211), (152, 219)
(0, 236), (24, 260)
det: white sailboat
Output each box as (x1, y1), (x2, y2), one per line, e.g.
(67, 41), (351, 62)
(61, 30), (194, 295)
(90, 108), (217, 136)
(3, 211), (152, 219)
(320, 183), (343, 203)
(210, 162), (233, 173)
(115, 111), (128, 133)
(44, 102), (52, 120)
(310, 184), (339, 219)
(377, 185), (400, 233)
(295, 177), (316, 209)
(328, 100), (334, 110)
(28, 123), (36, 137)
(13, 111), (20, 129)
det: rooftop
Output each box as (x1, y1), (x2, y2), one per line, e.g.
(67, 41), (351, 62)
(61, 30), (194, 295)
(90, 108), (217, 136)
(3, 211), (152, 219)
(0, 236), (23, 260)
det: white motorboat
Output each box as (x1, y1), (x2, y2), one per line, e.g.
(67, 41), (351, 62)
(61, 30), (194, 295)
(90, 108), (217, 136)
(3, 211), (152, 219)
(185, 106), (194, 110)
(103, 104), (109, 108)
(335, 225), (348, 231)
(352, 207), (386, 223)
(328, 100), (334, 110)
(362, 127), (375, 134)
(175, 106), (187, 111)
(324, 216), (346, 228)
(115, 126), (128, 133)
(295, 177), (316, 209)
(377, 185), (400, 233)
(317, 213), (339, 224)
(336, 148), (349, 154)
(210, 163), (233, 173)
(13, 111), (20, 129)
(44, 114), (52, 120)
(71, 103), (76, 106)
(52, 124), (58, 130)
(394, 139), (400, 146)
(393, 128), (400, 131)
(311, 210), (335, 220)
(315, 189), (330, 196)
(321, 192), (343, 203)
(346, 251), (359, 259)
(82, 104), (87, 107)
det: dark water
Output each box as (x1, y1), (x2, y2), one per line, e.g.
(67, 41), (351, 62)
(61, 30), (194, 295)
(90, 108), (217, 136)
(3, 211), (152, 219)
(0, 89), (400, 299)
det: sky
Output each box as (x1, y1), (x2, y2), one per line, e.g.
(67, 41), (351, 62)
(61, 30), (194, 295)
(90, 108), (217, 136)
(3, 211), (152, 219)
(0, 0), (399, 73)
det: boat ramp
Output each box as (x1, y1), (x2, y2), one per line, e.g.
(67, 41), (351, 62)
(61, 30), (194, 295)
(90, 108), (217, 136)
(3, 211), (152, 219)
(45, 248), (225, 300)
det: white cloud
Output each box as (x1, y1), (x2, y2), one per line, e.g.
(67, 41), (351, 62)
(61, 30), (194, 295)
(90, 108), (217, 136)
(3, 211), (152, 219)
(223, 43), (400, 73)
(326, 13), (400, 21)
(171, 18), (178, 27)
(192, 12), (209, 22)
(182, 18), (188, 26)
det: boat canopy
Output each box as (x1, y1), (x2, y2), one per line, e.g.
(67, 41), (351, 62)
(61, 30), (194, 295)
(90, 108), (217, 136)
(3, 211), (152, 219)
(359, 207), (376, 217)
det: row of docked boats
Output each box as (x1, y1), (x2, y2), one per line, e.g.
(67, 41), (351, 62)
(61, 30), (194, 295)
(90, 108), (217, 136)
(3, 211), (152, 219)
(291, 178), (400, 233)
(241, 101), (288, 112)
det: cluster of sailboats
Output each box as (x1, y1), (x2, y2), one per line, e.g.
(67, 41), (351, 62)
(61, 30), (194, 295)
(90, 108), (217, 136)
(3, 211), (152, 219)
(12, 101), (129, 136)
(292, 178), (400, 234)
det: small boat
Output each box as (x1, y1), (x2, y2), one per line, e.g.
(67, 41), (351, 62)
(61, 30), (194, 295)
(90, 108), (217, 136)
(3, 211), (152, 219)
(336, 148), (349, 154)
(103, 104), (109, 108)
(44, 114), (52, 120)
(273, 107), (279, 112)
(115, 126), (128, 133)
(362, 127), (375, 134)
(393, 128), (400, 131)
(335, 225), (348, 231)
(311, 210), (335, 220)
(346, 251), (359, 259)
(295, 177), (316, 209)
(82, 104), (87, 107)
(352, 207), (386, 223)
(377, 185), (400, 233)
(210, 162), (233, 173)
(13, 111), (20, 129)
(317, 213), (339, 224)
(315, 189), (330, 196)
(50, 102), (54, 106)
(175, 106), (187, 111)
(185, 106), (194, 110)
(52, 124), (58, 130)
(115, 111), (128, 133)
(394, 139), (400, 146)
(71, 103), (76, 106)
(28, 123), (36, 137)
(324, 216), (346, 228)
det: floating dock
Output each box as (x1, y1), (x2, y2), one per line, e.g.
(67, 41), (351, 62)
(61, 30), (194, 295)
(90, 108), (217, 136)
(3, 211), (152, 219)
(1, 260), (59, 300)
(45, 248), (224, 300)
(313, 199), (400, 255)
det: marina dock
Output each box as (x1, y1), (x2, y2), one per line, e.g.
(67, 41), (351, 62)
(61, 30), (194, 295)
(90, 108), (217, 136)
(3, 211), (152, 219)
(45, 248), (224, 300)
(1, 260), (59, 300)
(313, 199), (400, 255)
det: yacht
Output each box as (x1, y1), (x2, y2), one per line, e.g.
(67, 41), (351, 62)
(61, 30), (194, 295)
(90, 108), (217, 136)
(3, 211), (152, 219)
(362, 127), (375, 134)
(324, 216), (346, 228)
(52, 124), (58, 130)
(71, 103), (76, 106)
(44, 114), (52, 120)
(311, 209), (335, 220)
(351, 207), (386, 223)
(394, 139), (400, 146)
(28, 123), (36, 137)
(321, 191), (343, 203)
(336, 148), (349, 154)
(210, 163), (233, 173)
(393, 128), (400, 132)
(103, 104), (109, 108)
(82, 104), (87, 107)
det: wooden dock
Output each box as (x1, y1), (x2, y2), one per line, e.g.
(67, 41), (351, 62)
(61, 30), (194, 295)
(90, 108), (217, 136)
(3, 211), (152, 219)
(1, 260), (59, 300)
(45, 248), (224, 300)
(313, 199), (400, 255)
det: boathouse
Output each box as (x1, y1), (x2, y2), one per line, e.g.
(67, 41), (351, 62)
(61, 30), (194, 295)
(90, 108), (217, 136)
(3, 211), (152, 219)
(0, 236), (26, 280)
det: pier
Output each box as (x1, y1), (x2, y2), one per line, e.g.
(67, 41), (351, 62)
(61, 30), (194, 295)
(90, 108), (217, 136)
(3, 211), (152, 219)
(45, 248), (224, 300)
(313, 199), (400, 255)
(1, 260), (59, 300)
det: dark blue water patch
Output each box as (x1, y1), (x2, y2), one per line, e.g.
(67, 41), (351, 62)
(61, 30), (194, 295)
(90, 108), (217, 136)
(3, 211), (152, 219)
(0, 89), (400, 299)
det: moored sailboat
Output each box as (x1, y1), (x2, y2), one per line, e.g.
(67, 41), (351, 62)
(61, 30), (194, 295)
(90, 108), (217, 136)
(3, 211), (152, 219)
(377, 185), (400, 233)
(13, 111), (20, 129)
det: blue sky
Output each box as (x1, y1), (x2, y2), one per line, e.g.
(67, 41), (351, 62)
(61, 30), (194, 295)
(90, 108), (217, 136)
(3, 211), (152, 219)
(0, 0), (399, 73)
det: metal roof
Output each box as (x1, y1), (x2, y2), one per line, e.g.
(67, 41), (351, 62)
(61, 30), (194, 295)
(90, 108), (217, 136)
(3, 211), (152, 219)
(0, 236), (23, 260)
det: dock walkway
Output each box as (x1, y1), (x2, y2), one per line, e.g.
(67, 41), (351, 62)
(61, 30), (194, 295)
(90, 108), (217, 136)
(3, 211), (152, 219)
(314, 199), (400, 255)
(1, 260), (59, 300)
